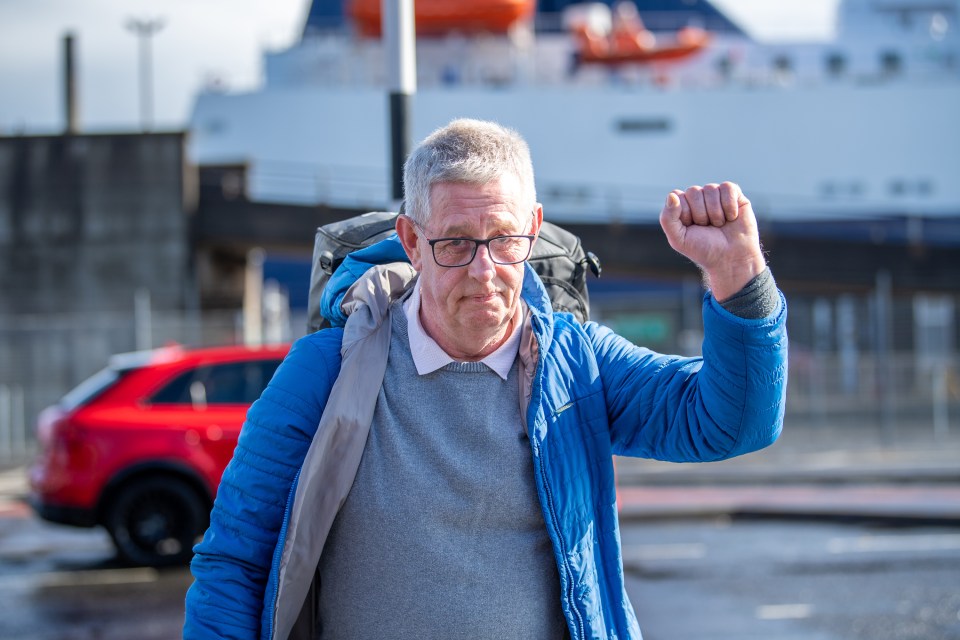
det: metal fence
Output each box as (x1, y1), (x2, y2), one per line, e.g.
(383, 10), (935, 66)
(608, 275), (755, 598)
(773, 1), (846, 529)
(0, 309), (243, 464)
(787, 352), (958, 436)
(0, 384), (27, 461)
(1, 290), (957, 463)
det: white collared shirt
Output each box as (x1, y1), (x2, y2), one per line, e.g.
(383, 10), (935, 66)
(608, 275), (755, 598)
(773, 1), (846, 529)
(403, 284), (523, 380)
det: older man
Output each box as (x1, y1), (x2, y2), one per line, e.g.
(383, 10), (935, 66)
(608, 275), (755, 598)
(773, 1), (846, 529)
(184, 118), (787, 640)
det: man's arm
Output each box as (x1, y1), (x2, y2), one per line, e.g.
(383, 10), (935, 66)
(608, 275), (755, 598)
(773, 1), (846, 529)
(184, 331), (342, 639)
(590, 288), (786, 461)
(591, 182), (787, 461)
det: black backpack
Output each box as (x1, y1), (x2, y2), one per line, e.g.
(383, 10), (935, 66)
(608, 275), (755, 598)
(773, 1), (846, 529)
(306, 211), (601, 332)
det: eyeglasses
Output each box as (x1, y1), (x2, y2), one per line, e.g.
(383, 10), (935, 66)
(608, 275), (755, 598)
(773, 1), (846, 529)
(425, 235), (535, 267)
(415, 224), (536, 267)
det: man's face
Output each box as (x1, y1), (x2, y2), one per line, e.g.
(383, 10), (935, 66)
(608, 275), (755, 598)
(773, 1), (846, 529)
(397, 175), (542, 360)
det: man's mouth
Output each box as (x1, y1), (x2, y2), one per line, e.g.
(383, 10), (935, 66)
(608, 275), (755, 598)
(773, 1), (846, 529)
(468, 291), (500, 302)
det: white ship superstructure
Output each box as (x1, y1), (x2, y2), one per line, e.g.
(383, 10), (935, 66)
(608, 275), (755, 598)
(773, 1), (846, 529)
(189, 0), (960, 224)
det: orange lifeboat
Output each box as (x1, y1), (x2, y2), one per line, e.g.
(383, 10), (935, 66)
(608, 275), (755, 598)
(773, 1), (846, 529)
(574, 25), (712, 65)
(346, 0), (536, 37)
(571, 2), (711, 67)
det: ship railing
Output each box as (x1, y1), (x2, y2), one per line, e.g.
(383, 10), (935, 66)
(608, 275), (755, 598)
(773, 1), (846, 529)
(536, 181), (841, 225)
(247, 159), (388, 209)
(237, 163), (955, 224)
(534, 9), (742, 35)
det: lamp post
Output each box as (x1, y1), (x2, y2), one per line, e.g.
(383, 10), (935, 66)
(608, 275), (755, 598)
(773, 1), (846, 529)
(383, 0), (416, 208)
(125, 17), (165, 131)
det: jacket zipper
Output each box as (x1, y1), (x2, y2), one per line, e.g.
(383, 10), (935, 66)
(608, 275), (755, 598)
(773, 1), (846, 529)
(530, 314), (586, 640)
(266, 467), (302, 640)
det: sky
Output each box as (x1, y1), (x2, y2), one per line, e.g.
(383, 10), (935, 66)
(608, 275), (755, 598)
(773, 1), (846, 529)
(0, 0), (839, 134)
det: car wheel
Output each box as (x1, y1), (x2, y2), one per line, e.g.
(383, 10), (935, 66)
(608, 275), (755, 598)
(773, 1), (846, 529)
(104, 477), (207, 567)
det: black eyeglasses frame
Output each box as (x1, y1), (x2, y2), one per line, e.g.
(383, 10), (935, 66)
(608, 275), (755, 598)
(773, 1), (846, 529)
(422, 234), (537, 268)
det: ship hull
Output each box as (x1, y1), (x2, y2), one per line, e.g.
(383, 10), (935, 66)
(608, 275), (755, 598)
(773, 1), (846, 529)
(190, 81), (960, 222)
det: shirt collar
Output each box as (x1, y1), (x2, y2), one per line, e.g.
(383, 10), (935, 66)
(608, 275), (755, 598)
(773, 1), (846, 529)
(403, 283), (522, 380)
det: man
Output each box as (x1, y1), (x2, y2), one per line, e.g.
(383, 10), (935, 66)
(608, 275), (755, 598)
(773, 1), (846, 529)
(184, 118), (787, 639)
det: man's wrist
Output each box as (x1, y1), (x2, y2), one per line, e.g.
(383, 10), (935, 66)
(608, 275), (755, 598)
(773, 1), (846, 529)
(703, 254), (767, 302)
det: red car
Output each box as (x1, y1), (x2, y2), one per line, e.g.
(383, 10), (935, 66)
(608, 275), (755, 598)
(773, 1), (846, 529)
(28, 342), (290, 566)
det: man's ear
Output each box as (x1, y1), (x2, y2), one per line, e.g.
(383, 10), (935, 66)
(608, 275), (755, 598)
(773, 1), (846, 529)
(396, 214), (424, 271)
(531, 203), (544, 239)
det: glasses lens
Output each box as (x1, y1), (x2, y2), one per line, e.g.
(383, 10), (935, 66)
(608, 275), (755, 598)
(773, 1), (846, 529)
(490, 236), (532, 264)
(432, 239), (476, 267)
(430, 235), (532, 266)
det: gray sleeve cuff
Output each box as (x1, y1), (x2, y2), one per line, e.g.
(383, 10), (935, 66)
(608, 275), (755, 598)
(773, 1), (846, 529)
(717, 268), (779, 319)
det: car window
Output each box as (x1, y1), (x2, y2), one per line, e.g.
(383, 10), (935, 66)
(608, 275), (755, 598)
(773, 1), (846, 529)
(60, 368), (123, 411)
(150, 359), (282, 406)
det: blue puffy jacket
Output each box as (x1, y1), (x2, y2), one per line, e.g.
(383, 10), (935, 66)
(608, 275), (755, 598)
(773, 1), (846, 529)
(185, 237), (788, 640)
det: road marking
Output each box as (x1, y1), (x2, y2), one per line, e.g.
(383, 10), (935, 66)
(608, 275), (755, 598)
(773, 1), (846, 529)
(0, 498), (29, 518)
(38, 567), (159, 587)
(0, 467), (27, 497)
(0, 567), (158, 590)
(756, 604), (813, 620)
(828, 534), (960, 554)
(622, 542), (707, 562)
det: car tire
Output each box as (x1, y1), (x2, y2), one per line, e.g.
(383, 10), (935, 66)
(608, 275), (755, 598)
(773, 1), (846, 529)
(104, 477), (207, 567)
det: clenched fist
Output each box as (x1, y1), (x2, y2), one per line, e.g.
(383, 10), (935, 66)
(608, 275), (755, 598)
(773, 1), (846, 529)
(659, 182), (767, 302)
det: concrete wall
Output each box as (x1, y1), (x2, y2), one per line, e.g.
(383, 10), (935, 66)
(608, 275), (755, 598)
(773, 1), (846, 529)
(0, 132), (197, 315)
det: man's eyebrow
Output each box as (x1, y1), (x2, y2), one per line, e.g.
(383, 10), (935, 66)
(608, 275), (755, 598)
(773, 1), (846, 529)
(436, 219), (525, 237)
(433, 224), (472, 237)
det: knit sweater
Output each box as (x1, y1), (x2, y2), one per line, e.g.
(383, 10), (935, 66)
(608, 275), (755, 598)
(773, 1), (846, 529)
(316, 303), (566, 639)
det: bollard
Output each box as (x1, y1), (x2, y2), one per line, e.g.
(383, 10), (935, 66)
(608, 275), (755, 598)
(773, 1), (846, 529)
(12, 385), (26, 457)
(0, 385), (10, 459)
(933, 363), (949, 440)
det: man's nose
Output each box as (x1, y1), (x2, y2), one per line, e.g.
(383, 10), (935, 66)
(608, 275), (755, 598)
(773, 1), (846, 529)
(468, 244), (497, 280)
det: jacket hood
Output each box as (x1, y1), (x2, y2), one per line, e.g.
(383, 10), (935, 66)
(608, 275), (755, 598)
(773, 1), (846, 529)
(321, 235), (556, 329)
(321, 234), (409, 327)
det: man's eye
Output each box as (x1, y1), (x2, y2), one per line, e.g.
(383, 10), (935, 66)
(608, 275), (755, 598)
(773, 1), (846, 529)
(435, 239), (472, 255)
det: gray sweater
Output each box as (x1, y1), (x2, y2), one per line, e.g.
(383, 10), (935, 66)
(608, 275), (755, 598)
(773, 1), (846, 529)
(317, 304), (566, 639)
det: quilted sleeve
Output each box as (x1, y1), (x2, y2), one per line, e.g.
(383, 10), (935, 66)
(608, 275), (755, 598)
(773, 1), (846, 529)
(183, 329), (343, 639)
(588, 291), (788, 462)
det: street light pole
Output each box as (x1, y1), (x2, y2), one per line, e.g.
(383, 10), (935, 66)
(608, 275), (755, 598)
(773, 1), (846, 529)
(125, 17), (165, 131)
(383, 0), (416, 208)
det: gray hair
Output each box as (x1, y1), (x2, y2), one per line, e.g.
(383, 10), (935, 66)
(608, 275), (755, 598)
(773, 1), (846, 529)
(402, 118), (537, 226)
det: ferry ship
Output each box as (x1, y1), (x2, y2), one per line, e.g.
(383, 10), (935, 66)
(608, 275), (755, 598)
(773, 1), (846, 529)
(188, 0), (960, 227)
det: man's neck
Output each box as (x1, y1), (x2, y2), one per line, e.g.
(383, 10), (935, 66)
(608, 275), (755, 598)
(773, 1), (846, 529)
(419, 309), (518, 362)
